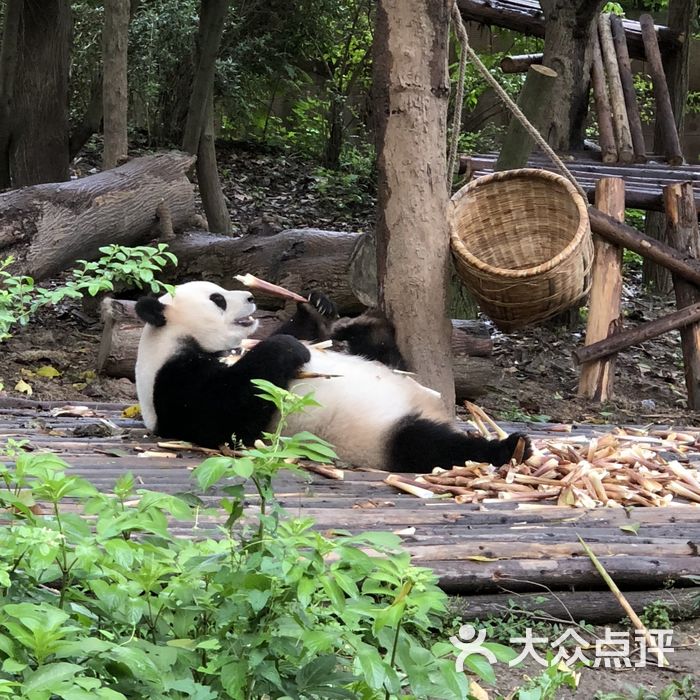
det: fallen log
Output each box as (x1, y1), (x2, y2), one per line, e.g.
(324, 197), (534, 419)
(0, 152), (196, 280)
(452, 587), (700, 624)
(97, 298), (496, 400)
(499, 53), (542, 73)
(164, 229), (365, 314)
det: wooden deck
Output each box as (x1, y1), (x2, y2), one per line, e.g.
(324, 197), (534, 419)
(2, 398), (700, 595)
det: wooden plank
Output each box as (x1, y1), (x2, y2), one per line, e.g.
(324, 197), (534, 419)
(578, 178), (625, 400)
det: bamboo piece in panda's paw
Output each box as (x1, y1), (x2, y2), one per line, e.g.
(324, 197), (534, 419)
(234, 274), (308, 303)
(464, 401), (508, 440)
(296, 370), (343, 379)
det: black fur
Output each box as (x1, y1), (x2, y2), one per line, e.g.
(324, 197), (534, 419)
(387, 414), (531, 473)
(331, 310), (407, 370)
(152, 334), (310, 448)
(273, 291), (338, 341)
(135, 297), (167, 327)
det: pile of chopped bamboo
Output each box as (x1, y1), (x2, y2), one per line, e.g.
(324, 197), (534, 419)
(386, 403), (700, 508)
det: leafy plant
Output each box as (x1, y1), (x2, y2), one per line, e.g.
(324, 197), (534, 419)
(512, 661), (579, 700)
(0, 244), (177, 341)
(0, 385), (500, 698)
(595, 675), (697, 700)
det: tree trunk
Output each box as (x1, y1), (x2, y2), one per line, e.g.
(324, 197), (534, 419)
(539, 0), (604, 150)
(70, 71), (104, 161)
(0, 152), (196, 279)
(9, 0), (72, 186)
(196, 87), (231, 233)
(374, 0), (455, 411)
(0, 0), (22, 188)
(181, 0), (230, 156)
(102, 0), (130, 169)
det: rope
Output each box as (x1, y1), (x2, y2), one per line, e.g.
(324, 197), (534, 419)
(446, 5), (469, 191)
(449, 4), (588, 203)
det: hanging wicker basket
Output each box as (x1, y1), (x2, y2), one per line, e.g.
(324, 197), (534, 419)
(450, 168), (594, 331)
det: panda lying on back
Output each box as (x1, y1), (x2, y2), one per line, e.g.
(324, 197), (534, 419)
(135, 281), (531, 472)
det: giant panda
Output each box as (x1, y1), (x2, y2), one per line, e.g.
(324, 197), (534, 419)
(134, 281), (531, 472)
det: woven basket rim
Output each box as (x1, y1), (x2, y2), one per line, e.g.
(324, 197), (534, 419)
(449, 168), (590, 279)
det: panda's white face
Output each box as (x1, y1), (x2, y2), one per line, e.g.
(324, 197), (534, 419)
(157, 281), (258, 351)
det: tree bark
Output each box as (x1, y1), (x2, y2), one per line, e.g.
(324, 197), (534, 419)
(590, 29), (617, 163)
(0, 0), (22, 188)
(69, 70), (104, 161)
(374, 0), (455, 411)
(495, 65), (557, 171)
(102, 0), (130, 169)
(196, 87), (231, 233)
(665, 182), (700, 409)
(181, 0), (230, 156)
(597, 13), (634, 163)
(578, 178), (624, 401)
(0, 152), (196, 279)
(538, 0), (604, 150)
(9, 0), (72, 186)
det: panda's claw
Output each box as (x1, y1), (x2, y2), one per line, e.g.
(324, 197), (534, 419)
(307, 290), (337, 319)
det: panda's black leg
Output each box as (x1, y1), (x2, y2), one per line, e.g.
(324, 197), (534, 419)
(386, 414), (531, 473)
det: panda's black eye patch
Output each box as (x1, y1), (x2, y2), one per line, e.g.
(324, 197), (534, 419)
(210, 293), (227, 311)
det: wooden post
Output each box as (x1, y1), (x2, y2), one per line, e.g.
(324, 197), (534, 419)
(578, 178), (625, 400)
(610, 14), (647, 162)
(639, 14), (684, 165)
(665, 182), (700, 408)
(598, 14), (634, 164)
(590, 29), (618, 164)
(495, 64), (557, 171)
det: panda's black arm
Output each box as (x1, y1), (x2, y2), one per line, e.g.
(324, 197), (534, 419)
(271, 292), (337, 341)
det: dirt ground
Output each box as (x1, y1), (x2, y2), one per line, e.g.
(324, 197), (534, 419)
(2, 143), (699, 697)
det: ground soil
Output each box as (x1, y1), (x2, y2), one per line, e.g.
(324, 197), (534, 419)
(1, 142), (699, 697)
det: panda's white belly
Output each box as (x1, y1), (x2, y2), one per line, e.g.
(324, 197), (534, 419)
(279, 349), (448, 468)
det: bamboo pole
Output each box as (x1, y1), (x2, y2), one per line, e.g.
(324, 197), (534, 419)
(590, 29), (618, 164)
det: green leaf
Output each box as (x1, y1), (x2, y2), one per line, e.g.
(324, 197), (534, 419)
(193, 456), (233, 490)
(22, 662), (83, 693)
(462, 653), (496, 685)
(620, 522), (641, 535)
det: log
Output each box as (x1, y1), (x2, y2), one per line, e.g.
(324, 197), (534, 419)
(640, 14), (684, 165)
(495, 64), (557, 171)
(499, 53), (542, 73)
(590, 30), (618, 164)
(0, 152), (196, 280)
(610, 14), (647, 162)
(666, 182), (700, 409)
(165, 229), (365, 315)
(97, 298), (495, 400)
(588, 207), (700, 286)
(573, 299), (700, 365)
(452, 587), (700, 624)
(456, 0), (680, 60)
(578, 178), (624, 401)
(598, 14), (634, 164)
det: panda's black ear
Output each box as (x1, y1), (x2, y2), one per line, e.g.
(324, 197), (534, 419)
(135, 297), (167, 327)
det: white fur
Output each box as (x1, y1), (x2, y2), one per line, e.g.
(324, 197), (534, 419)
(136, 281), (446, 467)
(136, 281), (257, 430)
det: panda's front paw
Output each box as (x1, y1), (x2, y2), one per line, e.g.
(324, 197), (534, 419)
(494, 432), (532, 466)
(262, 334), (311, 369)
(307, 290), (337, 319)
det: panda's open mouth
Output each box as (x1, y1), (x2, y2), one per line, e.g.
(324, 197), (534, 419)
(234, 315), (256, 327)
